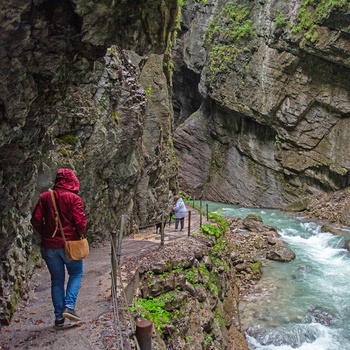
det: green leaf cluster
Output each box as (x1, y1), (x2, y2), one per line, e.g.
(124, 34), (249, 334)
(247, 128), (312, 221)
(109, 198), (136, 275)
(275, 12), (288, 28)
(131, 291), (187, 335)
(208, 272), (219, 294)
(203, 334), (213, 348)
(184, 268), (196, 284)
(250, 261), (262, 273)
(201, 223), (221, 238)
(130, 297), (171, 334)
(205, 2), (254, 77)
(292, 0), (348, 42)
(208, 44), (239, 77)
(205, 3), (253, 45)
(208, 212), (229, 232)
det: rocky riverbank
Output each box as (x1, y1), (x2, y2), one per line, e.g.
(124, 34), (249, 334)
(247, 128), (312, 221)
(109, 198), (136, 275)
(300, 189), (350, 226)
(120, 190), (350, 349)
(115, 212), (298, 350)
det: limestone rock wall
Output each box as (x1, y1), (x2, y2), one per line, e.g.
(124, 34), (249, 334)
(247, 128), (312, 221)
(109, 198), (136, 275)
(0, 0), (178, 324)
(173, 0), (350, 208)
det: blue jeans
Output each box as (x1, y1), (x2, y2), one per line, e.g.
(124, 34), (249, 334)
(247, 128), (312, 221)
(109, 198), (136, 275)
(41, 248), (84, 319)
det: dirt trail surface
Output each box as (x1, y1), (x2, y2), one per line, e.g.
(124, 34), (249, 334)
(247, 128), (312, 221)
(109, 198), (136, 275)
(0, 242), (114, 350)
(0, 205), (203, 350)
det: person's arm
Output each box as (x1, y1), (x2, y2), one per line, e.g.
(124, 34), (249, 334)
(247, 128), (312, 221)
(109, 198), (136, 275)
(31, 197), (44, 234)
(72, 197), (87, 236)
(173, 201), (180, 212)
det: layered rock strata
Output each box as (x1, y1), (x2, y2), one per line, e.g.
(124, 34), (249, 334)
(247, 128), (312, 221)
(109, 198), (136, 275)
(173, 0), (350, 209)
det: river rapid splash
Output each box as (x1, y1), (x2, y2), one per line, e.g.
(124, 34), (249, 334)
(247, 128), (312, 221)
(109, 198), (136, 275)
(204, 201), (350, 350)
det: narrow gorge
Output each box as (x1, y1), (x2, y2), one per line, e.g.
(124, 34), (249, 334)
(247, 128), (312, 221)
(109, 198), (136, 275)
(1, 0), (350, 341)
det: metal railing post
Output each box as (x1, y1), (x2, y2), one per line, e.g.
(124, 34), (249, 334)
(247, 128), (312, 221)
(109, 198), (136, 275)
(161, 210), (165, 246)
(111, 231), (117, 292)
(200, 199), (202, 227)
(117, 214), (125, 264)
(136, 318), (153, 350)
(187, 210), (191, 237)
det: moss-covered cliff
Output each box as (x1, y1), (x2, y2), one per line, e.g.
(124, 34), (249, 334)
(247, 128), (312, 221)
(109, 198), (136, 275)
(173, 0), (350, 208)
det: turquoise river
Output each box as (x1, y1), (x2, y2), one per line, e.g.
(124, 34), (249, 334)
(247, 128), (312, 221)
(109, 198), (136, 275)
(204, 201), (350, 350)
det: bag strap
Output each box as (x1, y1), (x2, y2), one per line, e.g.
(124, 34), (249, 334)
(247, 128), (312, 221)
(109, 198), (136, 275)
(49, 189), (66, 242)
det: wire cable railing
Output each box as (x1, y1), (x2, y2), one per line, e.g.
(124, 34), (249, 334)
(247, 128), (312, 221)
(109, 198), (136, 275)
(110, 224), (141, 350)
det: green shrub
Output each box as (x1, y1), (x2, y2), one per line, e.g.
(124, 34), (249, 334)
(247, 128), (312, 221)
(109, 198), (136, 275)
(250, 261), (262, 273)
(130, 297), (171, 334)
(208, 212), (229, 232)
(275, 12), (288, 28)
(204, 2), (254, 77)
(292, 0), (348, 41)
(201, 223), (221, 238)
(208, 44), (239, 76)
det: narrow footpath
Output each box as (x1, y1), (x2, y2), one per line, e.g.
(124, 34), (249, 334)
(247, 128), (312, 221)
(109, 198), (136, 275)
(0, 205), (203, 350)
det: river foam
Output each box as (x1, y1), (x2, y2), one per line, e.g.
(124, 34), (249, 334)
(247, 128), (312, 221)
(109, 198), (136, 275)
(203, 201), (350, 350)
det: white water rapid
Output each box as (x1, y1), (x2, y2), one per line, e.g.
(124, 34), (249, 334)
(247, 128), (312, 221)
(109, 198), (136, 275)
(204, 201), (350, 350)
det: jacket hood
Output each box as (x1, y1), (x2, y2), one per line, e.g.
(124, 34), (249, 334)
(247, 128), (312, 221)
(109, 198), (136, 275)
(53, 168), (80, 194)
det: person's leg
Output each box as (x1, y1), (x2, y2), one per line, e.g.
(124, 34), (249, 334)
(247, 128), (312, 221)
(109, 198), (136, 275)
(41, 248), (66, 320)
(175, 217), (180, 230)
(64, 256), (84, 311)
(180, 217), (185, 230)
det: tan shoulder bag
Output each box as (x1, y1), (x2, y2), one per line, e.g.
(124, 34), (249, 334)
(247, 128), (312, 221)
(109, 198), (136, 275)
(50, 189), (89, 260)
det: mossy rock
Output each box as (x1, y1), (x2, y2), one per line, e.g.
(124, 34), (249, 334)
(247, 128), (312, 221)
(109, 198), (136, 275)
(245, 214), (263, 222)
(285, 198), (309, 212)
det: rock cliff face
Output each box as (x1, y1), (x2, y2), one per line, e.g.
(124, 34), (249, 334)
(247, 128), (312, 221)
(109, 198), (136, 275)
(173, 0), (350, 208)
(122, 229), (254, 349)
(0, 0), (178, 324)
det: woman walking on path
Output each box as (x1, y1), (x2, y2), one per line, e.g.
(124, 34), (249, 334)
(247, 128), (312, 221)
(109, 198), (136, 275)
(172, 194), (187, 231)
(31, 168), (87, 327)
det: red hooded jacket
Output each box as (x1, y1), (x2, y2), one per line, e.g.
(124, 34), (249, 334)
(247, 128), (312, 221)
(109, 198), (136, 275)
(31, 168), (87, 249)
